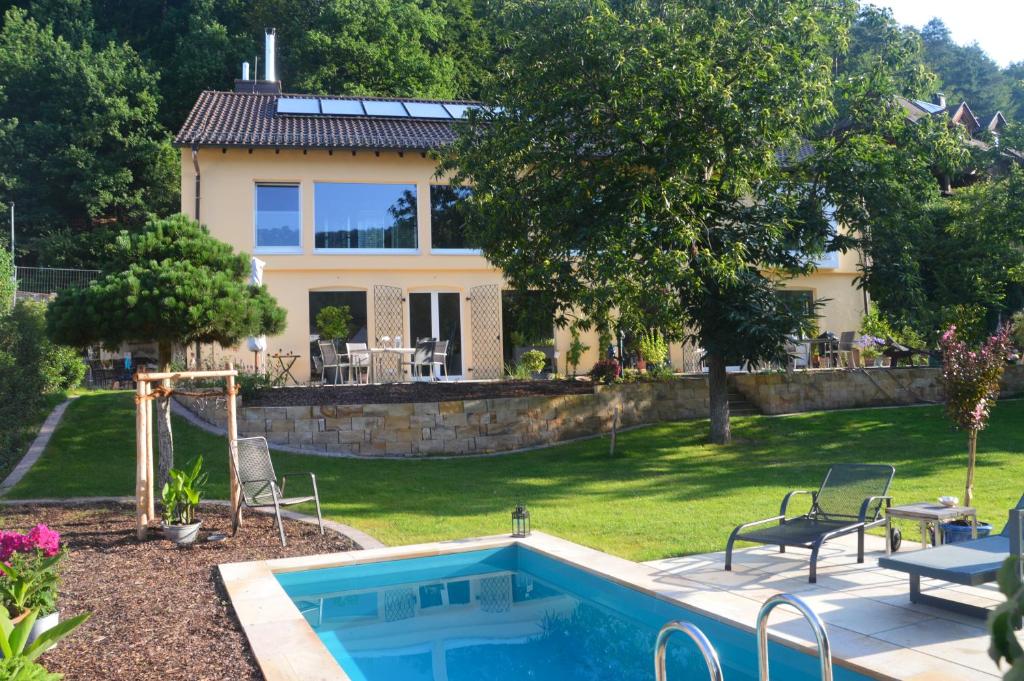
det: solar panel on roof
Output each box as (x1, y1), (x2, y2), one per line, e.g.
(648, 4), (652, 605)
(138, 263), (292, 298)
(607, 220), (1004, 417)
(404, 102), (451, 119)
(443, 103), (484, 119)
(277, 98), (321, 114)
(320, 99), (364, 115)
(362, 100), (409, 117)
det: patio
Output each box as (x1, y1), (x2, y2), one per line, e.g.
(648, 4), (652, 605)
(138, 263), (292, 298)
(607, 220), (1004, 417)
(648, 533), (1002, 680)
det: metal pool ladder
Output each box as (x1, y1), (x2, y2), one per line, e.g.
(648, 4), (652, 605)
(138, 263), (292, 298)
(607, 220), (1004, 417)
(654, 621), (725, 681)
(757, 593), (833, 681)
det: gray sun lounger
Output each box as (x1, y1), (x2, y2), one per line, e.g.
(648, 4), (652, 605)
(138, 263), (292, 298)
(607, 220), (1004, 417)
(878, 496), (1024, 619)
(725, 463), (896, 583)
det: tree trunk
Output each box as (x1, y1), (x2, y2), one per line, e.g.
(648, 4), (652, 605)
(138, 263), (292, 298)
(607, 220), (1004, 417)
(707, 350), (731, 445)
(964, 429), (977, 508)
(156, 341), (175, 491)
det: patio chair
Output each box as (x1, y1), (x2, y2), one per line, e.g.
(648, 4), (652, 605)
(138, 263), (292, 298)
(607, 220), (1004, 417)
(837, 331), (856, 369)
(345, 342), (370, 384)
(317, 340), (346, 386)
(228, 436), (324, 547)
(725, 463), (896, 583)
(430, 340), (450, 381)
(401, 340), (436, 381)
(878, 496), (1024, 619)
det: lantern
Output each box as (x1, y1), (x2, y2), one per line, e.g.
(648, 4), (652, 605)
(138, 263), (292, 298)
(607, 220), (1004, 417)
(512, 503), (530, 537)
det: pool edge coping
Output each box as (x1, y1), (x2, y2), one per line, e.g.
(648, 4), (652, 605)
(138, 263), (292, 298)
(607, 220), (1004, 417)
(220, 532), (977, 681)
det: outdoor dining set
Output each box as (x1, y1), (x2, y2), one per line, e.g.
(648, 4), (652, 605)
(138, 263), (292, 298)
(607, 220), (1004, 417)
(314, 337), (451, 385)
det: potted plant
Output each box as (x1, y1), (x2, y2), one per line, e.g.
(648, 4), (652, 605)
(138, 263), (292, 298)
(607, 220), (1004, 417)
(858, 335), (883, 367)
(938, 324), (1012, 543)
(0, 606), (90, 676)
(637, 330), (668, 373)
(0, 524), (65, 639)
(519, 349), (549, 380)
(161, 456), (208, 545)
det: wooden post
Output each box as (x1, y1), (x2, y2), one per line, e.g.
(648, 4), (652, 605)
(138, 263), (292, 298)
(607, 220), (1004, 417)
(135, 379), (150, 540)
(226, 364), (241, 527)
(145, 381), (155, 523)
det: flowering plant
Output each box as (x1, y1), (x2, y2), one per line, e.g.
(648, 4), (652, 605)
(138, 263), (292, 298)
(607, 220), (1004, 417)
(858, 335), (884, 359)
(939, 324), (1012, 507)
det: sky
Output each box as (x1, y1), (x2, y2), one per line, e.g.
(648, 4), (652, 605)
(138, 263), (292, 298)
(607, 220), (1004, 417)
(868, 0), (1024, 67)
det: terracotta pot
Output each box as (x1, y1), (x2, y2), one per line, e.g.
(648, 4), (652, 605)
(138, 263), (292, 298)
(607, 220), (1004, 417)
(10, 608), (30, 625)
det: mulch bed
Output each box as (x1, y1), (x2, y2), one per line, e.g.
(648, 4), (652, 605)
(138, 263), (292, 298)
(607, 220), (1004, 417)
(247, 378), (594, 407)
(2, 502), (357, 681)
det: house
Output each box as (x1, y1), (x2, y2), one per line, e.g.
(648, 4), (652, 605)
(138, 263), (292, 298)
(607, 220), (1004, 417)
(174, 39), (867, 381)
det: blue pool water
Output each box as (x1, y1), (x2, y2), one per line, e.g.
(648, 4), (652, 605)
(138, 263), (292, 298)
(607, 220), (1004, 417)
(277, 546), (873, 681)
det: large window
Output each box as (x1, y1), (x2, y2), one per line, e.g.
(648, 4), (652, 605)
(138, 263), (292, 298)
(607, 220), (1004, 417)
(314, 182), (417, 250)
(255, 184), (301, 250)
(430, 185), (475, 250)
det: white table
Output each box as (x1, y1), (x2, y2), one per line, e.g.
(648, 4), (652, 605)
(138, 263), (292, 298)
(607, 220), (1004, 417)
(349, 347), (416, 384)
(885, 502), (978, 555)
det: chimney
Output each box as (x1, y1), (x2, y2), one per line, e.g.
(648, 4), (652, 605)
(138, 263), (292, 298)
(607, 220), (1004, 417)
(932, 92), (946, 110)
(264, 28), (276, 82)
(241, 61), (250, 81)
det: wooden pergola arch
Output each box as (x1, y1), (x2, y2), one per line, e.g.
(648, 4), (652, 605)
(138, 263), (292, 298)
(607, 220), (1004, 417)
(133, 367), (241, 540)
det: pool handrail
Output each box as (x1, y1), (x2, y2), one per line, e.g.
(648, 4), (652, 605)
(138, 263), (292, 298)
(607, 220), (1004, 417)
(654, 620), (725, 681)
(756, 593), (833, 681)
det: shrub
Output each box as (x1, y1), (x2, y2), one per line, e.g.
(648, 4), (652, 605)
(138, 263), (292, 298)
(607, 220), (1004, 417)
(315, 305), (353, 342)
(1011, 311), (1024, 351)
(636, 330), (668, 367)
(505, 361), (532, 380)
(0, 247), (13, 312)
(237, 371), (272, 402)
(39, 345), (86, 393)
(519, 349), (547, 374)
(589, 359), (620, 384)
(566, 327), (590, 376)
(0, 656), (63, 681)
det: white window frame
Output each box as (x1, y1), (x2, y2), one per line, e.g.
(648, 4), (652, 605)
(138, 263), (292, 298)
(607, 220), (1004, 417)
(313, 181), (420, 254)
(253, 182), (303, 254)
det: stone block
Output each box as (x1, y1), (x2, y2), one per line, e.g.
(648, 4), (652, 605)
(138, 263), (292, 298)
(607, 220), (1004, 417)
(463, 399), (489, 414)
(313, 430), (339, 445)
(431, 426), (457, 440)
(409, 414), (438, 428)
(475, 434), (522, 452)
(324, 417), (352, 430)
(317, 405), (337, 418)
(267, 419), (293, 433)
(336, 404), (364, 417)
(385, 441), (412, 455)
(293, 418), (325, 433)
(456, 425), (481, 439)
(443, 439), (473, 454)
(338, 430), (366, 444)
(439, 401), (464, 415)
(440, 412), (468, 427)
(384, 416), (413, 430)
(289, 431), (313, 445)
(415, 439), (446, 455)
(414, 402), (441, 416)
(241, 408), (265, 422)
(266, 432), (289, 444)
(380, 428), (416, 443)
(285, 406), (312, 420)
(351, 416), (384, 431)
(263, 407), (287, 421)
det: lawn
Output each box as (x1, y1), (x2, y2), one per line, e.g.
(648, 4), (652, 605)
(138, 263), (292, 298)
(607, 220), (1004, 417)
(7, 391), (1024, 562)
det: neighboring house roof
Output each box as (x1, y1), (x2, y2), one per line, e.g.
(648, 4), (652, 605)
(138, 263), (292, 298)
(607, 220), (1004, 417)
(175, 90), (482, 150)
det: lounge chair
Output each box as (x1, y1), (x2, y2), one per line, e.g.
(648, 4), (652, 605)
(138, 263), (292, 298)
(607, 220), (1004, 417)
(878, 497), (1024, 618)
(725, 463), (895, 582)
(228, 436), (324, 547)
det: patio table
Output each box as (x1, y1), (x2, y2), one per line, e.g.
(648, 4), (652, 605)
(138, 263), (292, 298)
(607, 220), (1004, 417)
(349, 347), (415, 384)
(269, 352), (301, 385)
(885, 502), (977, 555)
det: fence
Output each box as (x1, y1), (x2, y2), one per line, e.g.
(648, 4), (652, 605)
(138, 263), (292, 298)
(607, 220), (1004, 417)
(14, 266), (100, 294)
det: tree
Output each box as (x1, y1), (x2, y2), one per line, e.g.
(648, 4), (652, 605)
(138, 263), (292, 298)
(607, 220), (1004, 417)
(0, 8), (177, 252)
(919, 19), (1010, 121)
(443, 0), (851, 443)
(315, 305), (353, 343)
(939, 324), (1012, 508)
(46, 214), (286, 486)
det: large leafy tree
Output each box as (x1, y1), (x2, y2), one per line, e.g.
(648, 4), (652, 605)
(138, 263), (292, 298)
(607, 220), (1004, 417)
(443, 0), (852, 444)
(47, 214), (286, 485)
(919, 19), (1010, 121)
(0, 8), (177, 253)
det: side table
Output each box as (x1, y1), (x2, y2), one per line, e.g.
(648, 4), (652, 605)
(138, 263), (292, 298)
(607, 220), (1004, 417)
(885, 502), (977, 556)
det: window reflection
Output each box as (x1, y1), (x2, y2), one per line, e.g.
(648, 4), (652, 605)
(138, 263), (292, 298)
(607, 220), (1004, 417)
(255, 184), (300, 248)
(315, 182), (418, 249)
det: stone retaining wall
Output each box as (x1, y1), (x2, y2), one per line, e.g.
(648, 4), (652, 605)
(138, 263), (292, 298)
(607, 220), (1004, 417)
(214, 379), (710, 457)
(729, 365), (1024, 416)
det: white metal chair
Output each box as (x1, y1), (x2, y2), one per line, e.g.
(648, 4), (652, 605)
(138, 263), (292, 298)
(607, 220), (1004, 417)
(402, 340), (436, 381)
(345, 342), (369, 384)
(430, 340), (450, 381)
(317, 340), (346, 386)
(228, 436), (324, 547)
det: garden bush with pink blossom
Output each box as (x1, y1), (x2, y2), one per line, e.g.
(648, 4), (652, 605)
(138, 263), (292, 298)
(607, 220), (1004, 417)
(0, 524), (66, 618)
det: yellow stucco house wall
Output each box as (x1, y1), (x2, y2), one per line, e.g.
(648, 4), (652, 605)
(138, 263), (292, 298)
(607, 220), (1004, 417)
(177, 88), (867, 381)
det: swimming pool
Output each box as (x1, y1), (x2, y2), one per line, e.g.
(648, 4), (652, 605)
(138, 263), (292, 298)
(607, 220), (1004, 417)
(276, 545), (874, 681)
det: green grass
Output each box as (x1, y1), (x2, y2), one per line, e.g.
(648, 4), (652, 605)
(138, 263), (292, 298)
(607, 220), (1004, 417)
(7, 392), (1024, 562)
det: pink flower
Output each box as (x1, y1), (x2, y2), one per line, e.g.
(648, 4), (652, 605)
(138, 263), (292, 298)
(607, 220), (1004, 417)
(26, 525), (61, 557)
(0, 531), (30, 562)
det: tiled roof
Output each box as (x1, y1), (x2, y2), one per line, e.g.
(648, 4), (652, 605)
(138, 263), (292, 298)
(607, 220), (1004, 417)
(175, 91), (476, 150)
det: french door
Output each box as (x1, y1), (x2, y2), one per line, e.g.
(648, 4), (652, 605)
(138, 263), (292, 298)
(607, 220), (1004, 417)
(409, 292), (463, 378)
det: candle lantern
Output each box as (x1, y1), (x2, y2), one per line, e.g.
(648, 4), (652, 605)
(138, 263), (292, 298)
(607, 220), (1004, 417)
(512, 503), (531, 537)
